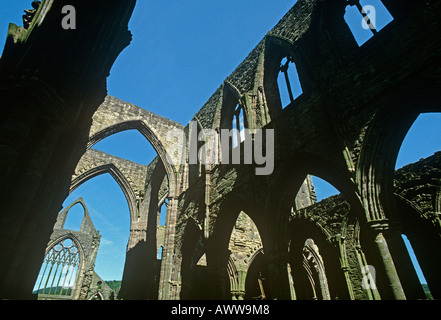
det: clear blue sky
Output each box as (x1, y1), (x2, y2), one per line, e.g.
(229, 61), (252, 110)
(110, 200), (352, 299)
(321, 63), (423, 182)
(1, 1), (440, 287)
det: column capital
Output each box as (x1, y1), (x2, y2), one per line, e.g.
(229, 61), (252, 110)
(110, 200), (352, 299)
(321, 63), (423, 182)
(367, 219), (402, 233)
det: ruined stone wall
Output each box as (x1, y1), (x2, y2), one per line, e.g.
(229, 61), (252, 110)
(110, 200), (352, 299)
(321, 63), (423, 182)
(72, 148), (148, 197)
(37, 198), (102, 300)
(168, 0), (441, 300)
(394, 152), (441, 220)
(289, 152), (441, 300)
(228, 212), (263, 272)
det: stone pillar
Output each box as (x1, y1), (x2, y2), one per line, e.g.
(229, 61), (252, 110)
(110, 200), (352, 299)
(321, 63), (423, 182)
(158, 196), (179, 300)
(332, 234), (355, 300)
(266, 253), (291, 300)
(369, 221), (406, 300)
(383, 225), (426, 299)
(236, 270), (247, 300)
(355, 243), (381, 300)
(204, 247), (231, 300)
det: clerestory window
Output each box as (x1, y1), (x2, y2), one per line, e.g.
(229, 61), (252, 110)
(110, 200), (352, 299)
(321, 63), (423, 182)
(232, 103), (247, 148)
(344, 0), (394, 46)
(278, 56), (302, 108)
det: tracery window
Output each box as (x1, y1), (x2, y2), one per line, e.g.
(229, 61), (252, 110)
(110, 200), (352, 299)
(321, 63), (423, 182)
(33, 237), (81, 296)
(278, 56), (302, 108)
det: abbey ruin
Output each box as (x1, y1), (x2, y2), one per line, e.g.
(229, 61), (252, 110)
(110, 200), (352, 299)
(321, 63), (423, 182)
(0, 0), (440, 300)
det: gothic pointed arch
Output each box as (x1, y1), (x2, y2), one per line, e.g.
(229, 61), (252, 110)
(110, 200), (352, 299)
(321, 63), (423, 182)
(356, 84), (441, 223)
(263, 33), (314, 119)
(87, 96), (184, 197)
(70, 163), (137, 223)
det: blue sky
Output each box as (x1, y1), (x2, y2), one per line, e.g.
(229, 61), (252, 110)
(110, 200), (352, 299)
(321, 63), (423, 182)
(1, 1), (440, 287)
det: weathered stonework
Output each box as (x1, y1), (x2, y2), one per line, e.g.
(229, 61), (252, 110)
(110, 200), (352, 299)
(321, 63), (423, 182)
(35, 198), (109, 300)
(0, 0), (136, 299)
(1, 0), (441, 301)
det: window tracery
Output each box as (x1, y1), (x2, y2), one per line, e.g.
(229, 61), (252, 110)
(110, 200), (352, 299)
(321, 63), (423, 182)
(33, 237), (81, 296)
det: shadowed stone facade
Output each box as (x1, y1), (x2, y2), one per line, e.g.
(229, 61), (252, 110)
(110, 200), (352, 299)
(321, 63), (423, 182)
(0, 0), (440, 301)
(0, 0), (136, 299)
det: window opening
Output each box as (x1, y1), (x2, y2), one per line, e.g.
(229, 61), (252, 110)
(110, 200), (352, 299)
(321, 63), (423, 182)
(310, 176), (339, 202)
(159, 198), (168, 226)
(63, 173), (130, 283)
(278, 56), (302, 108)
(93, 129), (157, 166)
(157, 246), (163, 260)
(232, 103), (247, 148)
(344, 0), (394, 46)
(63, 203), (84, 231)
(33, 237), (80, 296)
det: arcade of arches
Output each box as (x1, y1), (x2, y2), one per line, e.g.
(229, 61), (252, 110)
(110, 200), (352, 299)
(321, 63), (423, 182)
(0, 0), (440, 300)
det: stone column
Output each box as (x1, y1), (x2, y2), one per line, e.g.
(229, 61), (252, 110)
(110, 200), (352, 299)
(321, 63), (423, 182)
(266, 253), (291, 300)
(369, 221), (406, 300)
(236, 270), (247, 300)
(383, 225), (426, 299)
(332, 234), (355, 300)
(204, 247), (230, 300)
(158, 196), (179, 300)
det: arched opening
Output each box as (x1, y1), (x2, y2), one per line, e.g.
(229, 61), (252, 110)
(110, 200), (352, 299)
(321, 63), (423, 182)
(393, 112), (441, 299)
(179, 219), (206, 300)
(301, 238), (331, 300)
(188, 120), (206, 185)
(87, 118), (178, 199)
(293, 175), (340, 211)
(33, 237), (81, 297)
(157, 246), (163, 260)
(92, 129), (157, 165)
(263, 36), (314, 121)
(288, 218), (344, 300)
(227, 211), (264, 300)
(277, 56), (302, 108)
(64, 174), (130, 284)
(207, 195), (265, 299)
(357, 85), (441, 298)
(70, 124), (175, 298)
(289, 172), (355, 300)
(395, 113), (441, 170)
(158, 197), (168, 227)
(63, 202), (85, 231)
(344, 0), (394, 46)
(232, 102), (247, 148)
(219, 84), (250, 155)
(84, 118), (178, 300)
(310, 176), (339, 203)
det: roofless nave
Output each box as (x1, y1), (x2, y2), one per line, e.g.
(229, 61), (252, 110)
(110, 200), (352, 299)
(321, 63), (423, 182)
(0, 0), (440, 300)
